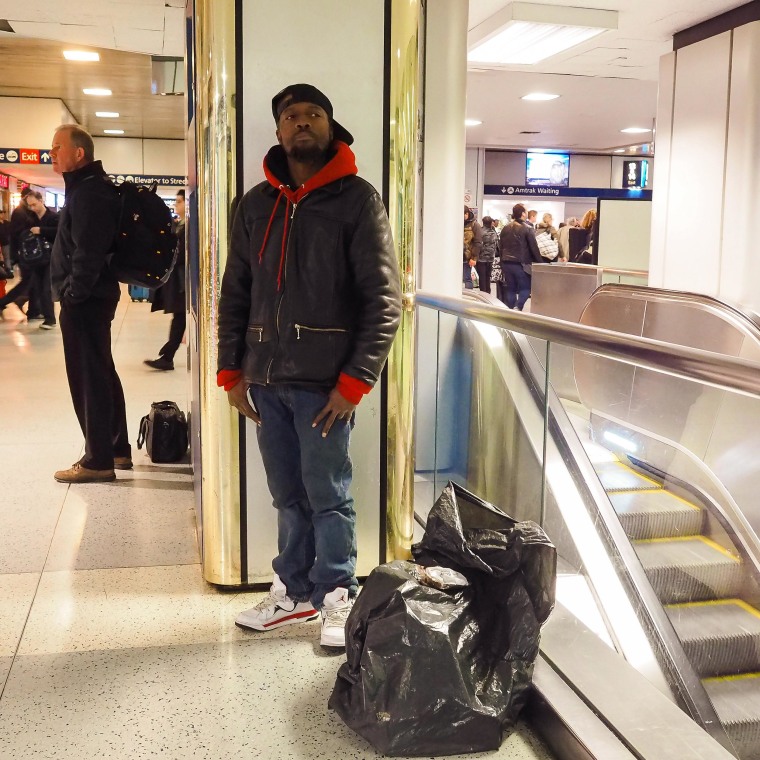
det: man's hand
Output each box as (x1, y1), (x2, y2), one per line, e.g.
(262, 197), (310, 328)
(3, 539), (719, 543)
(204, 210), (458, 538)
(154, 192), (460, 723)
(30, 226), (40, 235)
(226, 381), (260, 424)
(312, 387), (356, 438)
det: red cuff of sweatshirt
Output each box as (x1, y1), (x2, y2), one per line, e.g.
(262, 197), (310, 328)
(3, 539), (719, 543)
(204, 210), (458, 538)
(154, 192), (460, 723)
(217, 368), (243, 391)
(336, 372), (372, 405)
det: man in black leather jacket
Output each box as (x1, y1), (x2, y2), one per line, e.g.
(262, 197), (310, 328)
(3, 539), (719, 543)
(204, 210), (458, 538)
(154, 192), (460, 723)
(217, 84), (401, 648)
(499, 203), (543, 310)
(49, 125), (131, 484)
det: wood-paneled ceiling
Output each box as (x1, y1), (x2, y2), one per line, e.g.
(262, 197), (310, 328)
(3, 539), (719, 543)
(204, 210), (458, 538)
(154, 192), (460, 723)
(0, 36), (183, 140)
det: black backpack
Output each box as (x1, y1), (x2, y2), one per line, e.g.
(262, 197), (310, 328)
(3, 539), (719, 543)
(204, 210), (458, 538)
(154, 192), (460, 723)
(110, 181), (177, 288)
(18, 230), (52, 268)
(137, 401), (189, 463)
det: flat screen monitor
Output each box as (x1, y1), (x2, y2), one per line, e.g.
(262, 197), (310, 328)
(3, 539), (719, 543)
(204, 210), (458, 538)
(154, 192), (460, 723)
(526, 152), (570, 186)
(623, 159), (649, 188)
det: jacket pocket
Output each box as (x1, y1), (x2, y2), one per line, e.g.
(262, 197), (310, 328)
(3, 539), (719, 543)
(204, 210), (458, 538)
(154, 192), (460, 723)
(247, 324), (266, 343)
(290, 323), (351, 384)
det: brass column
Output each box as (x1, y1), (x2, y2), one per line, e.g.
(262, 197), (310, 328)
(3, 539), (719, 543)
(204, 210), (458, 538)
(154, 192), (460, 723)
(386, 0), (424, 561)
(193, 0), (241, 584)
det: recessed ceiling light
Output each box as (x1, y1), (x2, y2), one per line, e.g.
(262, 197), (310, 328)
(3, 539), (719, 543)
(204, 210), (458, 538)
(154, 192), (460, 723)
(104, 129), (124, 135)
(468, 3), (617, 66)
(96, 111), (119, 118)
(83, 88), (112, 96)
(620, 127), (651, 134)
(522, 93), (560, 101)
(64, 50), (99, 62)
(465, 119), (482, 126)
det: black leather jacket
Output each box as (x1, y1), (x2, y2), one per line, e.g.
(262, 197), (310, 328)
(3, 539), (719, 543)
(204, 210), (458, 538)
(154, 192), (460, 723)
(217, 155), (401, 391)
(50, 160), (120, 304)
(499, 220), (543, 266)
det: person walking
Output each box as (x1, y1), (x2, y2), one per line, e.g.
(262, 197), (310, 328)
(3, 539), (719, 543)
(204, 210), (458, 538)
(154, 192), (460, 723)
(217, 84), (401, 648)
(144, 189), (187, 371)
(477, 216), (498, 295)
(49, 124), (132, 483)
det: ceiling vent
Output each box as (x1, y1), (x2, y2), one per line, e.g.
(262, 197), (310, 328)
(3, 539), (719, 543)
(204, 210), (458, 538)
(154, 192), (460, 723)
(520, 130), (541, 134)
(151, 56), (184, 96)
(0, 20), (15, 33)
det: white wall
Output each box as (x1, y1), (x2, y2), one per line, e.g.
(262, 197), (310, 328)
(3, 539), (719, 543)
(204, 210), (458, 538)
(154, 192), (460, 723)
(93, 137), (186, 177)
(570, 155), (612, 188)
(597, 199), (652, 271)
(649, 25), (760, 310)
(241, 0), (387, 581)
(0, 97), (75, 147)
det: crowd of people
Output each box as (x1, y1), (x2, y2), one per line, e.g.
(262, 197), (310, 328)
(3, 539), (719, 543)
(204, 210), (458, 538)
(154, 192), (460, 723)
(463, 203), (598, 310)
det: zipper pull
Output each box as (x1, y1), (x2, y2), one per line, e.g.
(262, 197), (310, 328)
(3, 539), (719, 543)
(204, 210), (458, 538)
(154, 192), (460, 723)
(295, 324), (301, 340)
(291, 202), (297, 219)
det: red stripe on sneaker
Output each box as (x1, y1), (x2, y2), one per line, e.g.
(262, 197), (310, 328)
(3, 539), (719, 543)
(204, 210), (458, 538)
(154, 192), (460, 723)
(262, 608), (317, 628)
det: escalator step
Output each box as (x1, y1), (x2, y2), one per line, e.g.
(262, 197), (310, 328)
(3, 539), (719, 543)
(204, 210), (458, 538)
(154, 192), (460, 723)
(634, 537), (742, 604)
(703, 674), (760, 760)
(609, 489), (703, 540)
(666, 600), (760, 677)
(594, 461), (660, 492)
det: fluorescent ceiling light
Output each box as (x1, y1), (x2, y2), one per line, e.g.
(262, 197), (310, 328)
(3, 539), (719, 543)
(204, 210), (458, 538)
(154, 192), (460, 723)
(621, 127), (651, 134)
(83, 88), (112, 96)
(465, 119), (483, 126)
(104, 129), (124, 135)
(96, 111), (120, 118)
(468, 3), (617, 66)
(64, 50), (99, 62)
(614, 149), (625, 153)
(522, 92), (560, 101)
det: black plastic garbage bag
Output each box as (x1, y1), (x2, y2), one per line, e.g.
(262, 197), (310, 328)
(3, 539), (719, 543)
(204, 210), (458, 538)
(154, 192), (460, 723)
(329, 481), (556, 757)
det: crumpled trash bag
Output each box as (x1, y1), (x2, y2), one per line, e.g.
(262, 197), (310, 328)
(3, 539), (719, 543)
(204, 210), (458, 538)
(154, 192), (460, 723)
(329, 481), (556, 757)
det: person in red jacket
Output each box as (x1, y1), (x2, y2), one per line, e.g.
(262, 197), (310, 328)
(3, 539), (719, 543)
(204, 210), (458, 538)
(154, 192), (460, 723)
(217, 84), (401, 649)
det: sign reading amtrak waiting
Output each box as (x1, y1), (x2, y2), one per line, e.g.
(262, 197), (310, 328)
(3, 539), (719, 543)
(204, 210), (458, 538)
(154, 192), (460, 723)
(484, 184), (652, 200)
(0, 148), (52, 164)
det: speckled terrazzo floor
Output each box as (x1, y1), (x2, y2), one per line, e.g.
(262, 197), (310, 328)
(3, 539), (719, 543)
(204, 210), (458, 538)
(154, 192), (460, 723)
(0, 292), (554, 759)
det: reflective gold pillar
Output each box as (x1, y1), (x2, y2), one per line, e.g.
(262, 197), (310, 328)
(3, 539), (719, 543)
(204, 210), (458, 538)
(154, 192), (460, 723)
(386, 0), (424, 561)
(193, 0), (241, 584)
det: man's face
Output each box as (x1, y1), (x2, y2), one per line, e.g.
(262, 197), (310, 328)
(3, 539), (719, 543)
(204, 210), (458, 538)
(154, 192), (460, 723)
(276, 101), (333, 162)
(50, 129), (84, 175)
(175, 194), (185, 218)
(26, 196), (44, 216)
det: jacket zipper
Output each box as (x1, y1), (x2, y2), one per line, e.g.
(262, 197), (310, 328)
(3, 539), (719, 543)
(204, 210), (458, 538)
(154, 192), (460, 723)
(294, 324), (349, 340)
(267, 189), (309, 383)
(247, 325), (263, 342)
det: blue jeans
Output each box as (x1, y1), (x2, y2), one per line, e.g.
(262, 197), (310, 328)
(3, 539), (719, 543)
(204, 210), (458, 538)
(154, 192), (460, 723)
(250, 384), (357, 609)
(500, 261), (531, 310)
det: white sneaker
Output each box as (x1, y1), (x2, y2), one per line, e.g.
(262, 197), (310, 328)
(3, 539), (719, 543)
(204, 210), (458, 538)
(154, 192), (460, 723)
(320, 587), (353, 648)
(235, 574), (318, 632)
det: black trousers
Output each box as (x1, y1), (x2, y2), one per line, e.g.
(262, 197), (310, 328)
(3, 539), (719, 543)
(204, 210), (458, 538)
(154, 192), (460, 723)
(60, 297), (130, 470)
(158, 310), (186, 361)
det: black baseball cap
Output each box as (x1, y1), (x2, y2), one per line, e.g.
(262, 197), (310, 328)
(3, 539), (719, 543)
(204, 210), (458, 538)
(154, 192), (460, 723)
(271, 83), (354, 146)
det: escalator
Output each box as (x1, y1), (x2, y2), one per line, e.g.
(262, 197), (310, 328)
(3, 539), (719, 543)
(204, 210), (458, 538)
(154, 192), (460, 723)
(416, 285), (760, 760)
(597, 458), (760, 759)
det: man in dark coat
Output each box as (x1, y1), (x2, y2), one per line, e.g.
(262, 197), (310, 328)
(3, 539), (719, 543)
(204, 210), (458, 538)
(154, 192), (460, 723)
(144, 189), (186, 370)
(217, 83), (401, 648)
(49, 124), (131, 483)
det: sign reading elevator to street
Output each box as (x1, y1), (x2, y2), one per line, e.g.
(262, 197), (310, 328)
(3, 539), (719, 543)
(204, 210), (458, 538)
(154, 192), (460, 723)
(0, 148), (52, 164)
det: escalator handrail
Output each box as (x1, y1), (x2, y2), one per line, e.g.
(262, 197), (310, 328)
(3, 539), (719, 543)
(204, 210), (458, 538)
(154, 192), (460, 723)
(416, 290), (760, 399)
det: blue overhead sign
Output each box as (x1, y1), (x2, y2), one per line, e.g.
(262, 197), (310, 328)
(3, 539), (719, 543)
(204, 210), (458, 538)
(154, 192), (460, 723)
(0, 148), (52, 165)
(108, 174), (187, 187)
(484, 184), (652, 200)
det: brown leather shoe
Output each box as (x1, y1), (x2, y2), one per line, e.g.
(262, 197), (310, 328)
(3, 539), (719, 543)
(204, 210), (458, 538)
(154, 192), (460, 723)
(113, 456), (133, 470)
(54, 462), (116, 484)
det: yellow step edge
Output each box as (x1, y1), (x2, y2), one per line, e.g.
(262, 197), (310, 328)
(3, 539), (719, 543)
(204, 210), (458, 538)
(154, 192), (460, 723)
(703, 671), (760, 684)
(665, 598), (760, 620)
(609, 461), (661, 487)
(610, 488), (702, 511)
(633, 534), (740, 561)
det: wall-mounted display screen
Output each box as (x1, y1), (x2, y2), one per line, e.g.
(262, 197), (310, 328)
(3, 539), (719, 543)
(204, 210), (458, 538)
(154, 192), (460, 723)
(526, 152), (570, 186)
(623, 159), (649, 188)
